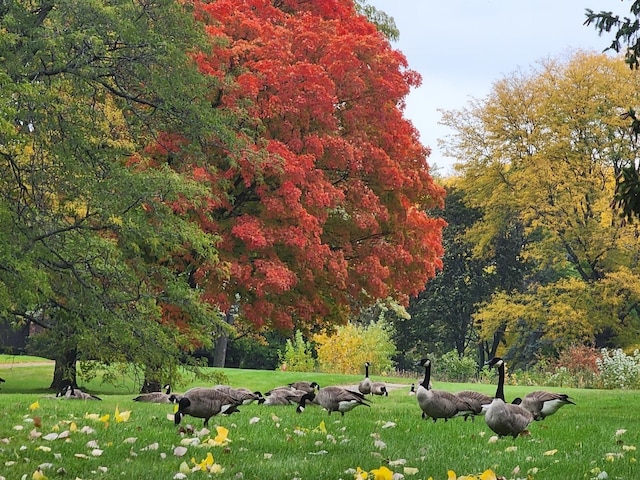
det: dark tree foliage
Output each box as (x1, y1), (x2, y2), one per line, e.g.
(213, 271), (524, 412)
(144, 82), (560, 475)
(395, 188), (491, 366)
(585, 2), (640, 221)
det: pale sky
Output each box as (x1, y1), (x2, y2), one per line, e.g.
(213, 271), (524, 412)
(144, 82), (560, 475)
(369, 0), (625, 176)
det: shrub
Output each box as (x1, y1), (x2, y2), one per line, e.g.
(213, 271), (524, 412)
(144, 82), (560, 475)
(314, 321), (396, 374)
(277, 330), (316, 372)
(596, 348), (640, 389)
(548, 345), (601, 388)
(434, 350), (478, 382)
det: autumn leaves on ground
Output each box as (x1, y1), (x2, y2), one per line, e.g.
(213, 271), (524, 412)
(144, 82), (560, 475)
(0, 363), (638, 480)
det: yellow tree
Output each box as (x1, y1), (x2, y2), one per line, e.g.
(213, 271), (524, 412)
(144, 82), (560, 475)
(441, 52), (640, 363)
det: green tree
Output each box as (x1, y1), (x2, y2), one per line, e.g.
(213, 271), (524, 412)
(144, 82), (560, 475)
(396, 186), (528, 368)
(1, 0), (231, 390)
(585, 1), (640, 221)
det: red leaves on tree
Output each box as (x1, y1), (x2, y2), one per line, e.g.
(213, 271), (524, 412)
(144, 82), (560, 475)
(184, 0), (445, 331)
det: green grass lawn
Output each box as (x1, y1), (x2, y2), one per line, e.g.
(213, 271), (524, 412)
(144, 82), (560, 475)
(0, 360), (638, 480)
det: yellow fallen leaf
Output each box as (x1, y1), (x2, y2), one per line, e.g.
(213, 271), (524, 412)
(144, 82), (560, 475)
(480, 470), (497, 480)
(370, 466), (393, 480)
(403, 467), (419, 475)
(114, 406), (131, 423)
(355, 466), (369, 479)
(448, 471), (457, 480)
(29, 401), (40, 411)
(318, 420), (327, 434)
(32, 468), (47, 480)
(544, 449), (558, 456)
(213, 426), (229, 445)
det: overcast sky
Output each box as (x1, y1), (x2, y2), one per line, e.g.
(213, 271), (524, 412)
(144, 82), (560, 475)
(368, 0), (625, 175)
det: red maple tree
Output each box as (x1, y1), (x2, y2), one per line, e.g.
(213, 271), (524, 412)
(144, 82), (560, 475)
(156, 0), (446, 332)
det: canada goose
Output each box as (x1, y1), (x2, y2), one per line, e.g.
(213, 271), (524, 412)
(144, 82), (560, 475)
(297, 386), (370, 415)
(133, 384), (172, 403)
(408, 383), (416, 395)
(512, 391), (575, 420)
(358, 362), (373, 395)
(415, 358), (475, 422)
(288, 381), (319, 394)
(57, 385), (102, 401)
(213, 385), (265, 405)
(484, 357), (533, 438)
(263, 387), (308, 405)
(371, 381), (388, 396)
(455, 390), (494, 421)
(173, 387), (242, 427)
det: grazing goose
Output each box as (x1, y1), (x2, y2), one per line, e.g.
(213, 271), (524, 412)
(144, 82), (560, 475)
(512, 390), (575, 420)
(358, 362), (373, 395)
(133, 384), (172, 403)
(371, 381), (388, 396)
(57, 385), (102, 401)
(484, 357), (533, 438)
(415, 358), (475, 422)
(172, 387), (242, 427)
(288, 381), (319, 394)
(263, 387), (308, 405)
(297, 386), (370, 416)
(455, 390), (494, 421)
(213, 385), (265, 405)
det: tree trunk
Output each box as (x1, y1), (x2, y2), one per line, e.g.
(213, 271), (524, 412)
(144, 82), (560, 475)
(212, 308), (236, 367)
(49, 348), (78, 391)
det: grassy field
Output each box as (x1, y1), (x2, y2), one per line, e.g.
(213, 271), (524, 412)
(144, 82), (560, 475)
(0, 358), (638, 480)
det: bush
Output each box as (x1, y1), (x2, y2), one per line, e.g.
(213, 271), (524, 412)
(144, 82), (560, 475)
(314, 321), (396, 374)
(548, 345), (601, 388)
(434, 350), (478, 382)
(277, 330), (316, 372)
(596, 348), (640, 389)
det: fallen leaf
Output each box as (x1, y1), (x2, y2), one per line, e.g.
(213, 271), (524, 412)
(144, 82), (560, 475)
(42, 433), (58, 441)
(249, 417), (260, 424)
(544, 449), (558, 456)
(403, 467), (419, 476)
(29, 401), (40, 411)
(174, 446), (188, 457)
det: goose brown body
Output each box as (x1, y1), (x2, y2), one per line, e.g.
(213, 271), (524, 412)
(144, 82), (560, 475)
(358, 362), (373, 395)
(133, 384), (172, 403)
(213, 385), (264, 405)
(297, 386), (370, 415)
(415, 358), (475, 422)
(58, 385), (102, 401)
(173, 387), (241, 427)
(485, 358), (534, 438)
(264, 387), (308, 405)
(287, 381), (319, 394)
(513, 390), (575, 420)
(455, 390), (494, 419)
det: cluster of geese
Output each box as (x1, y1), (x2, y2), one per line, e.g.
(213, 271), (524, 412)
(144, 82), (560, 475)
(414, 357), (576, 438)
(53, 357), (575, 438)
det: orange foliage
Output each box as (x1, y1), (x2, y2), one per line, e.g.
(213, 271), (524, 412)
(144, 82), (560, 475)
(149, 0), (446, 332)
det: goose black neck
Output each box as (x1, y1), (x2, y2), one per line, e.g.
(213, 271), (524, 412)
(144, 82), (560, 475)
(365, 363), (369, 377)
(495, 363), (505, 401)
(420, 362), (431, 389)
